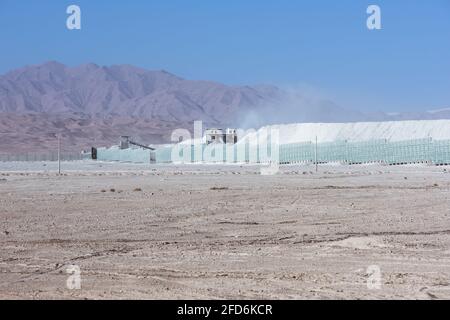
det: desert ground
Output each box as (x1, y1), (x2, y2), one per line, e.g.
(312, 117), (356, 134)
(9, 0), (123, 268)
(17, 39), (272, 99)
(0, 161), (449, 299)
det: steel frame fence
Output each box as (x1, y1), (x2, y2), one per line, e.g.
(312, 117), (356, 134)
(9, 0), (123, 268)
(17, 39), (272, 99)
(155, 138), (450, 165)
(91, 138), (450, 165)
(0, 152), (84, 162)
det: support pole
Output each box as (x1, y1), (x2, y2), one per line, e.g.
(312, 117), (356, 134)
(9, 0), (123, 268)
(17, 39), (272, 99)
(58, 135), (61, 175)
(315, 135), (318, 172)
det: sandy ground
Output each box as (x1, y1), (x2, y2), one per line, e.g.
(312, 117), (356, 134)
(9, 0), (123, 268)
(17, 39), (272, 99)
(1, 161), (450, 300)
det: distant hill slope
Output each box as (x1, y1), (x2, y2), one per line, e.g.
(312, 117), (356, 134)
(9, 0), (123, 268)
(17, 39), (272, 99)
(0, 113), (184, 154)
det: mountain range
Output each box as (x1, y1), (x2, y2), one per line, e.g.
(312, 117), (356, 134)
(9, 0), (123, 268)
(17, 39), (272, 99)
(0, 61), (449, 153)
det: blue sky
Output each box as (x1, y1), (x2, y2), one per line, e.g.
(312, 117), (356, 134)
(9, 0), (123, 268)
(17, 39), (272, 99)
(0, 0), (449, 113)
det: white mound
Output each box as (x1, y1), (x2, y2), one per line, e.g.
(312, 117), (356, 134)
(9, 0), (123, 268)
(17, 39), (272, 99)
(243, 120), (450, 144)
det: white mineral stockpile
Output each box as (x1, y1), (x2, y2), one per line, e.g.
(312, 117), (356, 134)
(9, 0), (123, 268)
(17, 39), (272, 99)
(243, 120), (450, 145)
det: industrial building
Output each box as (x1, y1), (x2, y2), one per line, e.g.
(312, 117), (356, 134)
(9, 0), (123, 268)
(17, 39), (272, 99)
(205, 128), (238, 144)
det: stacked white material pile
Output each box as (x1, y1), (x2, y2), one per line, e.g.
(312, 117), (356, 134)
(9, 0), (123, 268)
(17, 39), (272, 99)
(246, 120), (450, 144)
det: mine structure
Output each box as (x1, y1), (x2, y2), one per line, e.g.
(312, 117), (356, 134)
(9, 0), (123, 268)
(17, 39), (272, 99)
(120, 136), (155, 150)
(205, 128), (237, 145)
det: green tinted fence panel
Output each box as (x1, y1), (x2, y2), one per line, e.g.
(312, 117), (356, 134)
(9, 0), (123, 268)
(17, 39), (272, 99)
(155, 146), (173, 163)
(97, 147), (152, 163)
(0, 152), (83, 162)
(95, 139), (450, 165)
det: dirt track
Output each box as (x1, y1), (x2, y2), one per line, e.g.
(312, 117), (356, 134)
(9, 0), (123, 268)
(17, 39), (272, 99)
(1, 162), (450, 299)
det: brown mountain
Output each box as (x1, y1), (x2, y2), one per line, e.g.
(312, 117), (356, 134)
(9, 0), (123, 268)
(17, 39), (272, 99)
(0, 61), (282, 123)
(0, 62), (282, 153)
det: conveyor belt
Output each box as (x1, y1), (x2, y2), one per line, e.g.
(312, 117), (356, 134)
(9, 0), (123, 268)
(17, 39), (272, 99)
(129, 140), (155, 151)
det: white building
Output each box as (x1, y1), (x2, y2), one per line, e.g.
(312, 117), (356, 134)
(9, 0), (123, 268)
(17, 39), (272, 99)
(205, 128), (237, 144)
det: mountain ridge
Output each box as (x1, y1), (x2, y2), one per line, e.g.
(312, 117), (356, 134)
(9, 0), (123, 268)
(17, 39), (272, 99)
(0, 61), (283, 124)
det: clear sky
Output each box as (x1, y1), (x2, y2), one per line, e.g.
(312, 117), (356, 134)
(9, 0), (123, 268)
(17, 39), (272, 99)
(0, 0), (449, 113)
